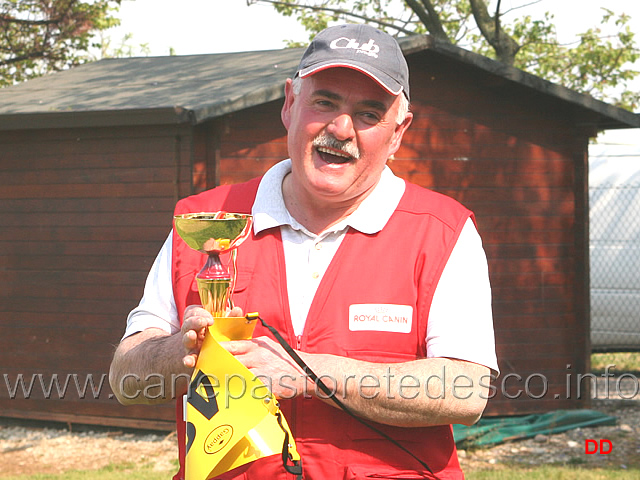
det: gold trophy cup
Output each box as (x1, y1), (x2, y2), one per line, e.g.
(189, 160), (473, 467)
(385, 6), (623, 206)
(174, 212), (254, 339)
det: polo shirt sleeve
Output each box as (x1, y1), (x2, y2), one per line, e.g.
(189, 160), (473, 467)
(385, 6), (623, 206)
(426, 218), (499, 374)
(122, 232), (180, 340)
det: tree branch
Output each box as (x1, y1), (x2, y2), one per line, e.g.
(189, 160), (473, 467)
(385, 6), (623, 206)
(251, 0), (416, 36)
(404, 0), (449, 42)
(0, 50), (48, 67)
(0, 15), (62, 26)
(468, 0), (520, 64)
(500, 0), (542, 17)
(419, 0), (448, 36)
(494, 0), (501, 43)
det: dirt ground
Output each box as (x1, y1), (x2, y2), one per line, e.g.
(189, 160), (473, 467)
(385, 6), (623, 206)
(0, 424), (177, 477)
(0, 397), (638, 477)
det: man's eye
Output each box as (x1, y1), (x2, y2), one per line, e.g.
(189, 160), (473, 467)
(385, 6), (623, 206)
(359, 112), (381, 122)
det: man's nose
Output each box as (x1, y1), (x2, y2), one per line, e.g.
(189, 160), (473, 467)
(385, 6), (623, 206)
(326, 113), (355, 141)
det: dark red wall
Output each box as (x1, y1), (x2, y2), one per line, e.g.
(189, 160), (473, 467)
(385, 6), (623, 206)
(0, 56), (592, 430)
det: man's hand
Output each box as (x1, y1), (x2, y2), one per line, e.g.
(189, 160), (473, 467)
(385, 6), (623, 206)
(181, 305), (245, 368)
(181, 305), (214, 368)
(221, 336), (312, 399)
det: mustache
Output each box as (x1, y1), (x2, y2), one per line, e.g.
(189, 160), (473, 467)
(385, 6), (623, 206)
(312, 134), (360, 160)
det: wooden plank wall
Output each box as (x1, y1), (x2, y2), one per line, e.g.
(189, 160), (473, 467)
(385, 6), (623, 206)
(218, 101), (289, 185)
(0, 124), (194, 429)
(395, 60), (590, 414)
(0, 61), (593, 429)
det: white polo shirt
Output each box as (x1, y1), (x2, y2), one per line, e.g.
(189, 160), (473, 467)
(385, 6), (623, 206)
(124, 160), (499, 373)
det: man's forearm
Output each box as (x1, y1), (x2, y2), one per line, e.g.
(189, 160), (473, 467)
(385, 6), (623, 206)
(109, 328), (192, 405)
(298, 354), (491, 427)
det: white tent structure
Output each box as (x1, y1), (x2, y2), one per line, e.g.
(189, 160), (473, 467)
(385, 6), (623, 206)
(589, 129), (640, 350)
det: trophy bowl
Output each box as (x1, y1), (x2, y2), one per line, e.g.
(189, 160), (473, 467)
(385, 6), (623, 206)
(174, 212), (253, 317)
(174, 212), (252, 254)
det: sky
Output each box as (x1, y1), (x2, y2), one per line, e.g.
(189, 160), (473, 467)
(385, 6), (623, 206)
(109, 1), (308, 56)
(107, 0), (640, 144)
(109, 0), (640, 57)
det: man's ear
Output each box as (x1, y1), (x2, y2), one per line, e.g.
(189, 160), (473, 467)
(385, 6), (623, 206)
(389, 111), (413, 157)
(281, 78), (295, 131)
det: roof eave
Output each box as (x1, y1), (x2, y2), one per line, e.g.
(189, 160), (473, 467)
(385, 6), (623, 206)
(188, 83), (287, 125)
(0, 106), (193, 131)
(400, 35), (640, 131)
(0, 83), (288, 131)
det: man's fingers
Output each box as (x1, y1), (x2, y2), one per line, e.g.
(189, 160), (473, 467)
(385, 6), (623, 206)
(183, 329), (198, 349)
(182, 306), (214, 333)
(219, 340), (240, 354)
(183, 352), (197, 368)
(184, 304), (210, 316)
(229, 306), (244, 317)
(180, 306), (216, 370)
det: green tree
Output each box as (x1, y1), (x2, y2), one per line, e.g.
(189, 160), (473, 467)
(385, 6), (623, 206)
(0, 0), (123, 87)
(249, 0), (639, 110)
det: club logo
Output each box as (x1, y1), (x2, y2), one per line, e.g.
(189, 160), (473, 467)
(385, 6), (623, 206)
(204, 425), (234, 455)
(330, 37), (380, 58)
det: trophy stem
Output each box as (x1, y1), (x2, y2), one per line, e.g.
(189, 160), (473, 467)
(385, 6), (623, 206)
(197, 254), (231, 317)
(173, 212), (252, 318)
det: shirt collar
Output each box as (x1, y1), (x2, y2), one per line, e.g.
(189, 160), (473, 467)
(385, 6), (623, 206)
(252, 159), (406, 236)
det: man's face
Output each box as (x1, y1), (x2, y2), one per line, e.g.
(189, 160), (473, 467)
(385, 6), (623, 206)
(281, 68), (412, 211)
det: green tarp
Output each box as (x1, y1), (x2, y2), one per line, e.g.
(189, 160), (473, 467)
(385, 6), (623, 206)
(453, 410), (617, 448)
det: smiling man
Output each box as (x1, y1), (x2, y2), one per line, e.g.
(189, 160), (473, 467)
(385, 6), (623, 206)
(110, 24), (499, 480)
(281, 65), (411, 234)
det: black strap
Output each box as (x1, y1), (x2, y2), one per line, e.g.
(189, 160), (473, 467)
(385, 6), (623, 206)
(249, 314), (436, 477)
(275, 410), (303, 479)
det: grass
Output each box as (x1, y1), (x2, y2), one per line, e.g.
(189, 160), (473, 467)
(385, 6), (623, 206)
(591, 352), (640, 373)
(2, 463), (638, 480)
(0, 462), (175, 480)
(467, 465), (640, 479)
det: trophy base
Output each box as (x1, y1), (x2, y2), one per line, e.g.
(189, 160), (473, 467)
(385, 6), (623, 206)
(210, 316), (258, 342)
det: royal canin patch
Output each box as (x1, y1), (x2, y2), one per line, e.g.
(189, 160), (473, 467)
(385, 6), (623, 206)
(348, 304), (413, 333)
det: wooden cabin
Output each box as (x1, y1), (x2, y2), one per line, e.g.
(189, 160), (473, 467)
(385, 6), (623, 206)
(1, 35), (638, 431)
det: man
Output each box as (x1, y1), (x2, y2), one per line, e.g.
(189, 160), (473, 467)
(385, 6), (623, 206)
(109, 23), (499, 479)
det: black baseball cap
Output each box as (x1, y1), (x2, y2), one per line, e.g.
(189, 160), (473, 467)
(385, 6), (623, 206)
(295, 24), (410, 101)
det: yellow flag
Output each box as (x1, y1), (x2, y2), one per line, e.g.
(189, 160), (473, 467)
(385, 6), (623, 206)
(185, 317), (300, 480)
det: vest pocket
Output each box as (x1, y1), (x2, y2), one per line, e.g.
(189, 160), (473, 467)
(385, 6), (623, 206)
(343, 464), (438, 479)
(344, 424), (432, 443)
(232, 271), (253, 293)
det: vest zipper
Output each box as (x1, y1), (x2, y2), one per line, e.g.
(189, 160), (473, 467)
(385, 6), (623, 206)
(293, 334), (302, 453)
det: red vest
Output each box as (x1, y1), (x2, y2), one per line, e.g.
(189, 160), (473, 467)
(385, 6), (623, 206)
(171, 177), (473, 480)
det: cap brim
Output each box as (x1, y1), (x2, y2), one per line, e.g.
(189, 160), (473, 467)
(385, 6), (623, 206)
(298, 62), (405, 97)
